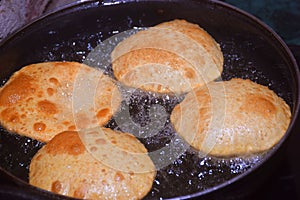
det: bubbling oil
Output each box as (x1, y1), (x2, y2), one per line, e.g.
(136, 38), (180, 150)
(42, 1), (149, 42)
(105, 87), (266, 199)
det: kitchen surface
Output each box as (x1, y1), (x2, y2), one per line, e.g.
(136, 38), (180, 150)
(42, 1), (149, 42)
(0, 0), (300, 199)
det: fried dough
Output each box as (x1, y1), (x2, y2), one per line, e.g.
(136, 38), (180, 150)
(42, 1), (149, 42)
(29, 129), (156, 200)
(0, 62), (121, 142)
(111, 19), (223, 94)
(170, 78), (291, 156)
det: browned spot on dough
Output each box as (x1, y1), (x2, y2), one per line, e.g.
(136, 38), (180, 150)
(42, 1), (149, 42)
(157, 84), (162, 91)
(114, 171), (125, 182)
(33, 122), (46, 132)
(26, 97), (33, 103)
(35, 154), (43, 161)
(51, 180), (63, 193)
(96, 108), (110, 119)
(68, 125), (76, 131)
(54, 62), (71, 68)
(49, 77), (59, 86)
(90, 146), (97, 152)
(96, 138), (106, 145)
(73, 185), (87, 199)
(129, 171), (135, 176)
(63, 121), (70, 126)
(37, 100), (58, 115)
(111, 140), (117, 144)
(184, 68), (195, 79)
(0, 73), (34, 106)
(1, 108), (19, 123)
(47, 88), (55, 96)
(45, 131), (85, 155)
(242, 95), (276, 118)
(37, 91), (43, 98)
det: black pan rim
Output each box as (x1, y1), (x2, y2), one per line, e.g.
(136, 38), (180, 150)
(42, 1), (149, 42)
(0, 0), (299, 199)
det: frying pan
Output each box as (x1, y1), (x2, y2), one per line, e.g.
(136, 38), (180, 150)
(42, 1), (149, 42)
(0, 0), (299, 199)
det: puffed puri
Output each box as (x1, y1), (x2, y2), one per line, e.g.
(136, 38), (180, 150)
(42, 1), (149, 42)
(29, 128), (156, 200)
(170, 78), (291, 156)
(111, 19), (224, 94)
(0, 61), (121, 142)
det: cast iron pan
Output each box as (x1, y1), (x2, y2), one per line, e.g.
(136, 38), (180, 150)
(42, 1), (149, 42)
(0, 0), (299, 199)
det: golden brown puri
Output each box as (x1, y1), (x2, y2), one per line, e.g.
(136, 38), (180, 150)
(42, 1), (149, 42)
(29, 129), (156, 200)
(0, 62), (121, 142)
(111, 19), (223, 94)
(170, 78), (291, 156)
